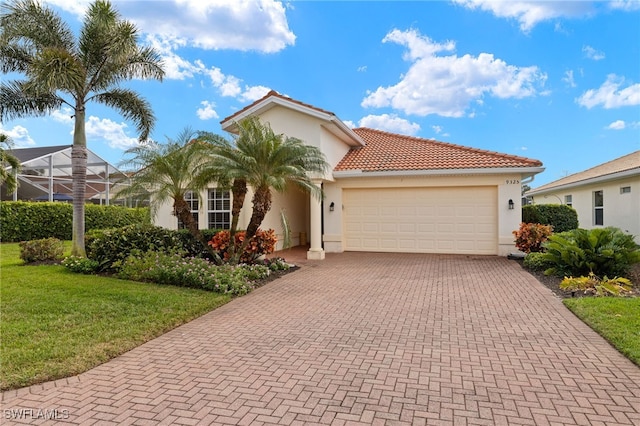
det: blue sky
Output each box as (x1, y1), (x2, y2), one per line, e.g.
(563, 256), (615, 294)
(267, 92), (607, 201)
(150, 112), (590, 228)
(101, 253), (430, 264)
(2, 0), (639, 187)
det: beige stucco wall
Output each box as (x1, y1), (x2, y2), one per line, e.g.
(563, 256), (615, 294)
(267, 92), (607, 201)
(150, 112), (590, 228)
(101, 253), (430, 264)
(324, 173), (526, 256)
(531, 176), (640, 242)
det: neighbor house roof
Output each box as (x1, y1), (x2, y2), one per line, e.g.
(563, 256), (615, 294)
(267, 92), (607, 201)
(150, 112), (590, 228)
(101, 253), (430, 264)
(10, 145), (72, 163)
(529, 150), (640, 195)
(334, 128), (543, 173)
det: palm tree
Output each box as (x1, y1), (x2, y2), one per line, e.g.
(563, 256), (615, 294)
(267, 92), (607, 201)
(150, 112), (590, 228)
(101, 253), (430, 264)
(203, 117), (329, 263)
(117, 128), (223, 264)
(0, 133), (21, 193)
(0, 0), (164, 256)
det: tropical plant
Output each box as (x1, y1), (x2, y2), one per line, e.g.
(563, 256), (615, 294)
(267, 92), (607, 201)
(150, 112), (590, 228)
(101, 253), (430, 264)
(541, 227), (640, 278)
(0, 0), (164, 257)
(560, 273), (633, 297)
(208, 228), (277, 263)
(116, 128), (223, 263)
(201, 117), (329, 263)
(0, 133), (21, 193)
(19, 237), (64, 263)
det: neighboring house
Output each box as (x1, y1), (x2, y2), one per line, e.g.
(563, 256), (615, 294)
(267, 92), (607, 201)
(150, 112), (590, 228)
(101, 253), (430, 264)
(155, 91), (544, 259)
(527, 151), (640, 242)
(0, 145), (128, 205)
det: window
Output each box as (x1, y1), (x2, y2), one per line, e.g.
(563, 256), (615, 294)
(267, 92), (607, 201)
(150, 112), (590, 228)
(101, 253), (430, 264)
(177, 191), (199, 229)
(208, 189), (231, 229)
(621, 186), (631, 194)
(594, 190), (604, 226)
(564, 195), (572, 207)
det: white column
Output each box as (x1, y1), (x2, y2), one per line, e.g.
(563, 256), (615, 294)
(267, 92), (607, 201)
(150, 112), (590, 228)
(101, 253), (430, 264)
(307, 181), (325, 260)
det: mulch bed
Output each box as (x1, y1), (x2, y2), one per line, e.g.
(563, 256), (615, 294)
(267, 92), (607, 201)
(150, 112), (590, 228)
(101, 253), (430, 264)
(513, 259), (640, 299)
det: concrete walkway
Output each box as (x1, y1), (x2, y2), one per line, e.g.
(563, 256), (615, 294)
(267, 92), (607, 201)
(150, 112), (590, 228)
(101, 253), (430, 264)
(2, 252), (640, 425)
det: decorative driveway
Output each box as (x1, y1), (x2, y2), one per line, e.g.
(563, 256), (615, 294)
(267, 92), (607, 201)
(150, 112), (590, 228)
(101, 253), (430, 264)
(2, 252), (640, 425)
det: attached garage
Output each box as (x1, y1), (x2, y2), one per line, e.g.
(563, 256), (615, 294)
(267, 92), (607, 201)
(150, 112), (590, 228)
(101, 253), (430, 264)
(343, 186), (498, 254)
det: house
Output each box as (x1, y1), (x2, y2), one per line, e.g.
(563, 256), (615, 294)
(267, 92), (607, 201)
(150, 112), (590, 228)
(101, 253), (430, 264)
(527, 151), (640, 242)
(1, 145), (129, 205)
(155, 91), (544, 259)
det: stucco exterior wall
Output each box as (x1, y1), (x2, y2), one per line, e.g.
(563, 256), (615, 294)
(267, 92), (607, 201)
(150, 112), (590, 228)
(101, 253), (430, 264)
(324, 173), (526, 256)
(531, 176), (640, 242)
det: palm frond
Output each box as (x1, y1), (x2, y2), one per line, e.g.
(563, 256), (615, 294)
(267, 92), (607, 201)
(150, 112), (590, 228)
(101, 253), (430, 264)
(0, 80), (63, 121)
(91, 89), (155, 140)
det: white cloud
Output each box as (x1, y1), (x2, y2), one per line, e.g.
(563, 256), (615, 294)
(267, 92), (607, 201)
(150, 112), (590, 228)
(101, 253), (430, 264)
(607, 120), (626, 130)
(47, 0), (295, 53)
(357, 66), (367, 72)
(609, 0), (640, 11)
(362, 29), (546, 118)
(358, 114), (420, 135)
(562, 70), (576, 88)
(582, 45), (605, 61)
(196, 101), (219, 120)
(240, 85), (271, 102)
(85, 117), (139, 149)
(50, 107), (75, 125)
(452, 0), (592, 32)
(0, 124), (36, 147)
(432, 125), (444, 134)
(577, 74), (640, 109)
(342, 120), (356, 129)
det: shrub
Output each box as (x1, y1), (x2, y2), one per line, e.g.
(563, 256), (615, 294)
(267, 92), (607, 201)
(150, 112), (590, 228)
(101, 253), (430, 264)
(541, 227), (640, 278)
(116, 250), (268, 295)
(19, 238), (64, 263)
(522, 204), (578, 233)
(62, 256), (100, 274)
(560, 273), (634, 297)
(209, 229), (277, 263)
(174, 228), (222, 260)
(85, 224), (181, 272)
(523, 252), (553, 271)
(0, 201), (149, 242)
(513, 223), (553, 253)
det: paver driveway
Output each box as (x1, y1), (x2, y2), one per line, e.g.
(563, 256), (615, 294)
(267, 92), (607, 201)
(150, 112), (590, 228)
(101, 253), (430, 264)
(2, 253), (640, 425)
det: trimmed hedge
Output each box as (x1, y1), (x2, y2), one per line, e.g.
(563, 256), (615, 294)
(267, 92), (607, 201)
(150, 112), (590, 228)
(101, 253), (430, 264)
(0, 201), (150, 242)
(522, 204), (578, 233)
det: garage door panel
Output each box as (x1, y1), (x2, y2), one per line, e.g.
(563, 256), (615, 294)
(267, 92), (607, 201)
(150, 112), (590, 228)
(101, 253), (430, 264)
(344, 187), (497, 255)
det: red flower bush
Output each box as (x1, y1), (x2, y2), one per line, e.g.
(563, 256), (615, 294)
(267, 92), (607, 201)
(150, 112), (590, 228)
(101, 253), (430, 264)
(209, 229), (277, 263)
(513, 222), (553, 253)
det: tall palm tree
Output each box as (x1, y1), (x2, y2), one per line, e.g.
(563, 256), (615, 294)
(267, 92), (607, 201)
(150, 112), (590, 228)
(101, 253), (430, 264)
(203, 117), (329, 263)
(0, 0), (164, 256)
(117, 128), (223, 264)
(0, 133), (21, 194)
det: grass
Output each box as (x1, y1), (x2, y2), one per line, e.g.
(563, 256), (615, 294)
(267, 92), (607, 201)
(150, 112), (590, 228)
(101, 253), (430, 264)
(564, 297), (640, 366)
(0, 242), (231, 390)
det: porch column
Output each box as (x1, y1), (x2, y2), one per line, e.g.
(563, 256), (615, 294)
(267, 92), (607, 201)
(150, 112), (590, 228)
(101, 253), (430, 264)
(307, 180), (325, 260)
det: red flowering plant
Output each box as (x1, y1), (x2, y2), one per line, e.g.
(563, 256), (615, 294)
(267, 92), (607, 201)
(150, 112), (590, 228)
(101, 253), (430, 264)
(209, 229), (277, 263)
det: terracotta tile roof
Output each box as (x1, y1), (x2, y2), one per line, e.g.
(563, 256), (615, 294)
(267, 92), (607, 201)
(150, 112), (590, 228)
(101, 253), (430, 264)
(334, 128), (543, 172)
(220, 90), (337, 126)
(530, 150), (640, 193)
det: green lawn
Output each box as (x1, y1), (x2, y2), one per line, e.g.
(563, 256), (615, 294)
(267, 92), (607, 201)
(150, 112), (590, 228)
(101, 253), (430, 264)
(564, 297), (640, 366)
(0, 243), (231, 390)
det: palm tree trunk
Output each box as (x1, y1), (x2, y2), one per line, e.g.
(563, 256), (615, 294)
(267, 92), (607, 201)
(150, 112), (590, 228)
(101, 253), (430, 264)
(227, 177), (247, 262)
(232, 186), (271, 264)
(71, 107), (87, 257)
(175, 197), (223, 265)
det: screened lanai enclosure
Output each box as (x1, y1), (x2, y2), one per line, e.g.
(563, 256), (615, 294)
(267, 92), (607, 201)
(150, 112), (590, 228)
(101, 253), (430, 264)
(1, 145), (130, 205)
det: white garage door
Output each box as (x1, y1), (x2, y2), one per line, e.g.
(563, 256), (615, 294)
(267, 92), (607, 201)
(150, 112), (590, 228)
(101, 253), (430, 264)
(343, 187), (498, 255)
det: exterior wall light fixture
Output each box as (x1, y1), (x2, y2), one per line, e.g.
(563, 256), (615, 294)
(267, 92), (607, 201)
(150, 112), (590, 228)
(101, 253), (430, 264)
(508, 199), (514, 210)
(329, 202), (335, 212)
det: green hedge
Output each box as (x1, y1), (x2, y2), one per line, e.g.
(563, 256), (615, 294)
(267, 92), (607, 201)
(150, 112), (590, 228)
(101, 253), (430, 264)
(0, 201), (150, 242)
(522, 204), (578, 233)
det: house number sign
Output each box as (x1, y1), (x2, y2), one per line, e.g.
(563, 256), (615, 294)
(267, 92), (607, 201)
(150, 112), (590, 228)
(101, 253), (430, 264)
(505, 179), (520, 184)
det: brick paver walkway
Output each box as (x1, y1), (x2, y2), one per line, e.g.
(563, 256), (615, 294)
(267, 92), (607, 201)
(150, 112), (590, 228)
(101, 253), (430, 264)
(2, 253), (640, 425)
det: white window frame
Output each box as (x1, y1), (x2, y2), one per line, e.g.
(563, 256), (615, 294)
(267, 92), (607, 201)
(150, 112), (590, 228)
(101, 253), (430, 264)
(207, 189), (231, 230)
(620, 186), (631, 194)
(564, 194), (572, 207)
(593, 190), (604, 226)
